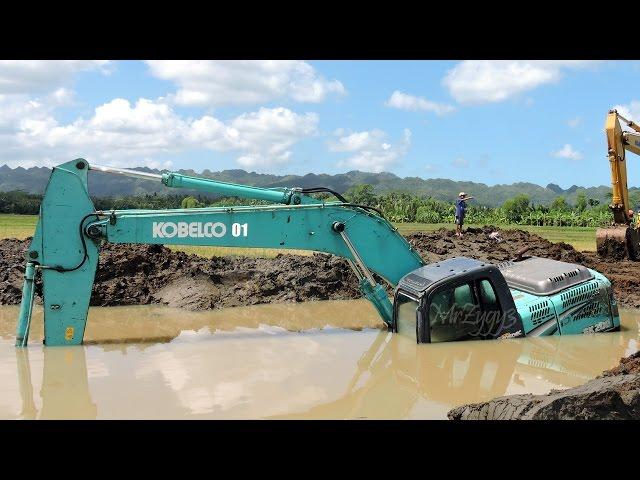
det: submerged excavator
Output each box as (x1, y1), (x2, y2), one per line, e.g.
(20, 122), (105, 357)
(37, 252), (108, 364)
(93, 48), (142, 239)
(16, 159), (620, 347)
(596, 109), (640, 259)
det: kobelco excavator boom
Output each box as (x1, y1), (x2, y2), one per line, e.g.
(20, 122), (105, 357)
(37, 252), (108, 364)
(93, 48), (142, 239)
(16, 159), (424, 346)
(16, 159), (619, 347)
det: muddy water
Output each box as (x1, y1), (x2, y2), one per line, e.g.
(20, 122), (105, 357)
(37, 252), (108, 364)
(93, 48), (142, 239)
(0, 301), (638, 419)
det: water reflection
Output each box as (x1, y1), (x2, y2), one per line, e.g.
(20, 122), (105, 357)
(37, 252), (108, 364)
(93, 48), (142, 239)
(0, 302), (385, 346)
(15, 349), (36, 419)
(276, 326), (633, 419)
(15, 347), (97, 419)
(4, 305), (637, 419)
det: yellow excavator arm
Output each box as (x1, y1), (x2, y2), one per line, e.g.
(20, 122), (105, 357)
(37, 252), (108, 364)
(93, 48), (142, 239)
(605, 109), (640, 224)
(597, 110), (640, 259)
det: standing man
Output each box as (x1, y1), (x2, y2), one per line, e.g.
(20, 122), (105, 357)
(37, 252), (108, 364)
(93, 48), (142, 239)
(455, 192), (473, 237)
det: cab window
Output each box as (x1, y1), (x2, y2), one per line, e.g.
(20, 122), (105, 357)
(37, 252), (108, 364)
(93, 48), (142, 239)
(478, 279), (501, 313)
(396, 293), (419, 341)
(428, 283), (480, 343)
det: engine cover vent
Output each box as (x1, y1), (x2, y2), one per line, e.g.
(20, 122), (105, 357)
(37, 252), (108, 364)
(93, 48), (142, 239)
(495, 260), (515, 269)
(498, 256), (593, 296)
(560, 282), (600, 310)
(528, 299), (554, 326)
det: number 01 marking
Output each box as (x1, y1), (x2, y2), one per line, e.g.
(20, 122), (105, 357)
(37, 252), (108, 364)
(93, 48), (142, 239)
(232, 223), (248, 237)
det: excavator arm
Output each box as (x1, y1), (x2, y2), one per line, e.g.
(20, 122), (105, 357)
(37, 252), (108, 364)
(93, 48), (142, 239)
(16, 159), (425, 346)
(604, 110), (640, 223)
(597, 110), (640, 259)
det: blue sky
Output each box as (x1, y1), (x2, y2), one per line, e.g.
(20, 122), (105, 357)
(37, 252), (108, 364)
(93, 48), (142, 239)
(1, 60), (639, 188)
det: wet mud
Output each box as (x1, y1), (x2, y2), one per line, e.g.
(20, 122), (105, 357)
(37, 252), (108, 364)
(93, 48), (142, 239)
(0, 239), (360, 309)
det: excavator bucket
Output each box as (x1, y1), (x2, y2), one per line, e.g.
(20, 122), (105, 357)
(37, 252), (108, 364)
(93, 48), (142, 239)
(596, 225), (640, 260)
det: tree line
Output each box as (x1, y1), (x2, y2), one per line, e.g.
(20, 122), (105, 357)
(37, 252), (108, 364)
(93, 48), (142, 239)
(0, 191), (268, 215)
(3, 186), (637, 228)
(342, 184), (627, 227)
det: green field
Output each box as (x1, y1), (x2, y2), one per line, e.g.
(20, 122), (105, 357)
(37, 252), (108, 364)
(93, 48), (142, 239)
(0, 214), (39, 240)
(0, 214), (596, 257)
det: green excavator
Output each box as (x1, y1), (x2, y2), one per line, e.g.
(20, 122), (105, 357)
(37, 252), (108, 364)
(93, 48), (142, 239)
(16, 159), (620, 347)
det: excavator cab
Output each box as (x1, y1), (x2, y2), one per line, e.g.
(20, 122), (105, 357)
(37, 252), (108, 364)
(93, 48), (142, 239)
(393, 257), (524, 343)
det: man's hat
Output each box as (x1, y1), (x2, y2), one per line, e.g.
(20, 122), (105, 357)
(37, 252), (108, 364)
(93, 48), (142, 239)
(459, 192), (466, 198)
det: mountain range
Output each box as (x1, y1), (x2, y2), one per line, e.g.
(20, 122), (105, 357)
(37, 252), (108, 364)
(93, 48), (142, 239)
(0, 164), (633, 208)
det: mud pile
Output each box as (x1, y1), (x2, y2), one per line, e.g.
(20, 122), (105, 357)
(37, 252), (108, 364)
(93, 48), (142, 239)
(407, 226), (585, 264)
(1, 225), (638, 309)
(0, 240), (360, 309)
(94, 243), (360, 309)
(601, 351), (640, 377)
(448, 352), (640, 420)
(0, 238), (29, 306)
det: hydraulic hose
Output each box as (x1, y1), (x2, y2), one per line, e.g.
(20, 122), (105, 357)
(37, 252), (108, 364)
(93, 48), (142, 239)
(300, 187), (386, 218)
(49, 213), (101, 273)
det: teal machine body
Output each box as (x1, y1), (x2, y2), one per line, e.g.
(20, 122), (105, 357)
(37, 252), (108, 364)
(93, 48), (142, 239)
(15, 159), (620, 346)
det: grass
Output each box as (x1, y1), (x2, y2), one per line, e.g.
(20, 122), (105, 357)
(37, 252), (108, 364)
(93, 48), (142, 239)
(0, 214), (597, 257)
(0, 214), (38, 240)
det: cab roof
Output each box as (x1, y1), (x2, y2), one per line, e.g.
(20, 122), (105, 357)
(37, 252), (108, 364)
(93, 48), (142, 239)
(397, 256), (490, 297)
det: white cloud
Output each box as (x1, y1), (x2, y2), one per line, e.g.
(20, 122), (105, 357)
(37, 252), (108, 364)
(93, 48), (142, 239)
(553, 144), (583, 161)
(453, 157), (469, 168)
(6, 96), (318, 170)
(146, 60), (345, 107)
(329, 128), (411, 173)
(568, 116), (582, 128)
(424, 164), (440, 173)
(89, 97), (181, 134)
(385, 90), (455, 115)
(228, 107), (319, 168)
(443, 61), (597, 104)
(0, 61), (113, 167)
(0, 95), (49, 134)
(0, 60), (111, 95)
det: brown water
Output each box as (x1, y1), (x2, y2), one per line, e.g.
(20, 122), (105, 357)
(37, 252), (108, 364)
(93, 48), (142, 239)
(0, 301), (638, 419)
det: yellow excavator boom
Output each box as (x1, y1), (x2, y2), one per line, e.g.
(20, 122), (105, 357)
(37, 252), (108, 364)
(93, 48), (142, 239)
(597, 110), (640, 259)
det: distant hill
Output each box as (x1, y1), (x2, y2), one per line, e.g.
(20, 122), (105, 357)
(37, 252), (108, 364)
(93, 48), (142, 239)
(0, 164), (634, 207)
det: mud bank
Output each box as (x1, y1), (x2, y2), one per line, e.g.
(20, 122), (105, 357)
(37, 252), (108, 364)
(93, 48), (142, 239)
(1, 226), (639, 310)
(448, 351), (640, 420)
(0, 239), (360, 309)
(408, 226), (585, 264)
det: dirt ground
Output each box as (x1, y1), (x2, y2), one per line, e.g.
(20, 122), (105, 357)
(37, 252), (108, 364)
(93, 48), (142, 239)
(0, 239), (360, 309)
(448, 351), (640, 420)
(1, 225), (639, 310)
